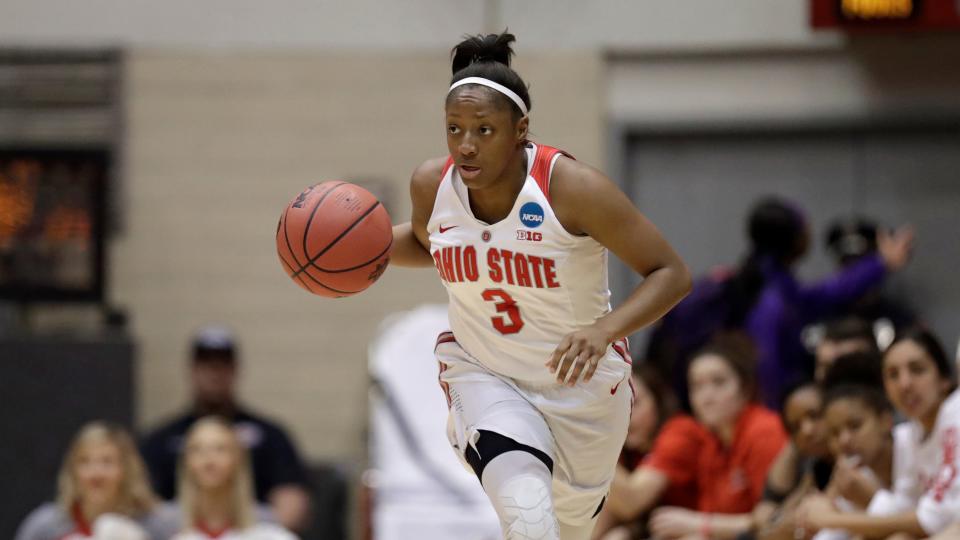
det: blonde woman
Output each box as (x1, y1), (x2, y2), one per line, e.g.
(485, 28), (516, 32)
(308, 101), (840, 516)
(15, 422), (175, 540)
(173, 417), (295, 540)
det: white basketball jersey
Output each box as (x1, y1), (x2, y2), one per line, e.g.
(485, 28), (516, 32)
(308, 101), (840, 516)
(891, 388), (960, 534)
(427, 143), (618, 385)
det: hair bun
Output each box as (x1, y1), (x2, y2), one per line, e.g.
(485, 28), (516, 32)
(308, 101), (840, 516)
(451, 31), (517, 75)
(822, 350), (883, 391)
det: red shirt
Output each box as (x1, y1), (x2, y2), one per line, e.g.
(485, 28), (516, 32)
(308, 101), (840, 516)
(642, 404), (787, 513)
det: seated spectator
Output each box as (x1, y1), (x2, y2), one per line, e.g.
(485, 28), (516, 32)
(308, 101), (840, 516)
(811, 352), (900, 540)
(140, 326), (312, 532)
(593, 363), (680, 539)
(15, 422), (176, 540)
(748, 381), (833, 540)
(798, 328), (960, 537)
(647, 198), (914, 410)
(171, 417), (295, 540)
(813, 317), (878, 383)
(605, 336), (787, 539)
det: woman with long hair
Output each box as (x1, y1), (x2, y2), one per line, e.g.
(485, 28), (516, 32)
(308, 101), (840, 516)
(15, 422), (166, 540)
(172, 417), (294, 540)
(798, 328), (960, 537)
(604, 336), (787, 540)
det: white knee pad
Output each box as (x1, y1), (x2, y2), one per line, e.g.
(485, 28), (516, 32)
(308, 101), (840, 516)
(482, 451), (560, 540)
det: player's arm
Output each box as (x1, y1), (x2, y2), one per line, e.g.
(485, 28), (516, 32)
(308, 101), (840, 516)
(546, 156), (692, 384)
(391, 157), (447, 267)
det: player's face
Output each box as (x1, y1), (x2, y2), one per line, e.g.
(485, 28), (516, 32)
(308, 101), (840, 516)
(824, 397), (891, 466)
(185, 423), (239, 491)
(688, 354), (747, 431)
(74, 440), (124, 509)
(624, 375), (659, 452)
(815, 337), (873, 382)
(783, 386), (829, 458)
(883, 339), (951, 423)
(445, 87), (527, 190)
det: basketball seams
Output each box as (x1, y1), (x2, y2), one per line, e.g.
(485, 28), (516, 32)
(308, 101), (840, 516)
(300, 181), (349, 266)
(277, 207), (315, 291)
(278, 181), (392, 297)
(282, 181), (344, 271)
(308, 234), (393, 274)
(291, 200), (385, 279)
(279, 181), (363, 296)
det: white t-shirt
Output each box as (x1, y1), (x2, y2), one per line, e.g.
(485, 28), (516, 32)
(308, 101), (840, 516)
(891, 388), (960, 534)
(171, 523), (296, 540)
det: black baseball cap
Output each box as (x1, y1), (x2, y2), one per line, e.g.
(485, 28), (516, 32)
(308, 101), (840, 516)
(826, 217), (878, 263)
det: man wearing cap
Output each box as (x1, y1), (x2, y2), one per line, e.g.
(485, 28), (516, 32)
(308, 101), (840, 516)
(139, 325), (312, 532)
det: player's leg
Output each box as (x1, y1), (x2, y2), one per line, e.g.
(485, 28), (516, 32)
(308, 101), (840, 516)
(436, 339), (561, 539)
(469, 430), (559, 539)
(530, 349), (634, 539)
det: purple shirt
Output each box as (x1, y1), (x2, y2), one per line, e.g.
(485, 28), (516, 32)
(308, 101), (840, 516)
(746, 254), (887, 408)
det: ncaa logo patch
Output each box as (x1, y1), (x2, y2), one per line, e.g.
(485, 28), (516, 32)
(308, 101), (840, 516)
(519, 202), (545, 228)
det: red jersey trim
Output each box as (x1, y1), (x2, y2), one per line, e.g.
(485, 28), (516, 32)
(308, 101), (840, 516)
(612, 339), (632, 365)
(435, 331), (456, 350)
(70, 504), (93, 537)
(529, 144), (574, 205)
(932, 426), (958, 502)
(440, 157), (454, 182)
(197, 521), (231, 538)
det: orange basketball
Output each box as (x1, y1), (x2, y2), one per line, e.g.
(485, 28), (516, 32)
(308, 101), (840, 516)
(276, 181), (392, 298)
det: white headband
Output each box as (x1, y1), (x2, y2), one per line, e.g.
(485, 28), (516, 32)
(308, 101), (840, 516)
(448, 77), (528, 116)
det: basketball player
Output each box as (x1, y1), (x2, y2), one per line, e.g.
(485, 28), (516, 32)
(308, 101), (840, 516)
(389, 32), (692, 540)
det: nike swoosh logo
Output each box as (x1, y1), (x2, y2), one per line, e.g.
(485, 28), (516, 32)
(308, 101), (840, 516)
(439, 225), (458, 233)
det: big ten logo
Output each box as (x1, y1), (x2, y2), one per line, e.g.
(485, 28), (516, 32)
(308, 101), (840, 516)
(516, 230), (542, 242)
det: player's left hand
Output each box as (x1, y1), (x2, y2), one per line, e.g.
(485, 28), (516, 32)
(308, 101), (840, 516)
(649, 507), (702, 539)
(546, 326), (611, 386)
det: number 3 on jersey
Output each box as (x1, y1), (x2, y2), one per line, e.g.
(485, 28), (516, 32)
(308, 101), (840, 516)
(481, 288), (524, 334)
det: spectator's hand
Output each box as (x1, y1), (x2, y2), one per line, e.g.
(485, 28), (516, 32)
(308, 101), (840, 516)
(877, 225), (914, 271)
(795, 494), (837, 536)
(546, 325), (611, 386)
(650, 507), (702, 539)
(831, 457), (881, 509)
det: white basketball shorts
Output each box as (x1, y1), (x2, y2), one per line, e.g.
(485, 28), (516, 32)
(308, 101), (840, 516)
(434, 331), (634, 525)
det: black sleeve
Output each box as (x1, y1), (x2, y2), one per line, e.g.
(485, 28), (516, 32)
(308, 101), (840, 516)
(139, 430), (178, 500)
(257, 424), (311, 495)
(761, 482), (789, 505)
